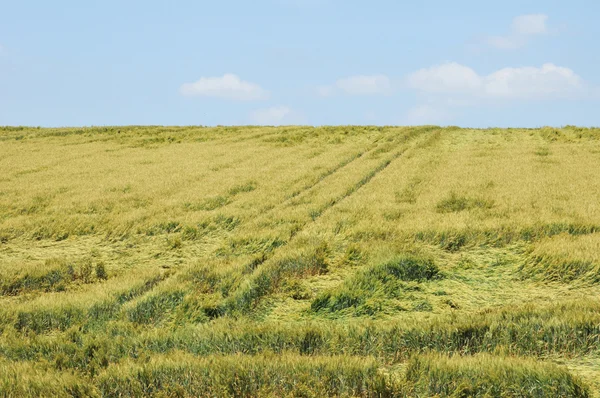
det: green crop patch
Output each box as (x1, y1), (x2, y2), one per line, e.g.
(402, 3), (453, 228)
(311, 254), (440, 315)
(406, 354), (589, 397)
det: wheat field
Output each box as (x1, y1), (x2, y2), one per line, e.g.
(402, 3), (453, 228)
(1, 125), (600, 397)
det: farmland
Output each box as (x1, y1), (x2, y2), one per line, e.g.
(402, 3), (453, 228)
(1, 125), (600, 396)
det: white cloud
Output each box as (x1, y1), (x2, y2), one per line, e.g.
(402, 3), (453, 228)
(408, 63), (482, 94)
(405, 61), (590, 126)
(407, 62), (584, 100)
(487, 13), (548, 50)
(250, 105), (302, 126)
(180, 74), (269, 101)
(485, 64), (583, 99)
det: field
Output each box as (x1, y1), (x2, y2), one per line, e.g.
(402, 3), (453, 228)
(1, 125), (600, 397)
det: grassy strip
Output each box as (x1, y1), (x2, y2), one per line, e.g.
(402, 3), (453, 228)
(0, 360), (96, 397)
(3, 273), (168, 334)
(2, 299), (599, 370)
(138, 299), (600, 361)
(406, 353), (589, 397)
(1, 353), (589, 397)
(414, 222), (600, 251)
(1, 258), (107, 296)
(97, 353), (398, 398)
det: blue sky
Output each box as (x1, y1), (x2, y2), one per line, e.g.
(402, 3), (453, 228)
(0, 0), (598, 127)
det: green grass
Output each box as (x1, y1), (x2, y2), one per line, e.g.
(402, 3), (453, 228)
(310, 254), (440, 315)
(435, 192), (495, 213)
(2, 125), (600, 396)
(97, 353), (400, 397)
(0, 257), (107, 296)
(405, 353), (589, 397)
(521, 233), (600, 283)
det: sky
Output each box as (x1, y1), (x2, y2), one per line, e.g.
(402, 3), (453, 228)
(0, 0), (599, 127)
